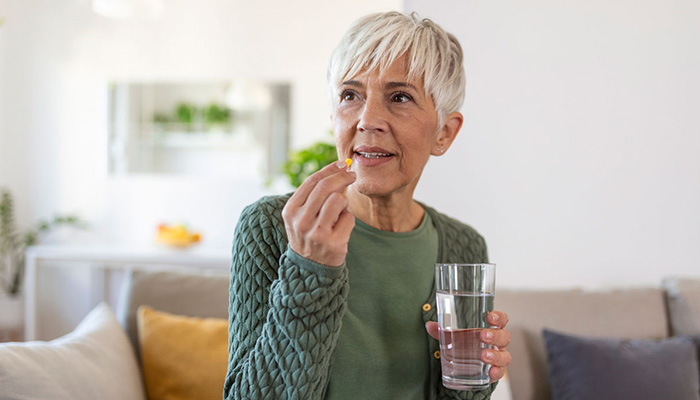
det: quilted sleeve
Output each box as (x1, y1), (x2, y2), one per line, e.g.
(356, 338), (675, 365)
(223, 197), (349, 400)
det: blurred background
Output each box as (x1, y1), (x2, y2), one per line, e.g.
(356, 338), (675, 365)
(1, 0), (699, 339)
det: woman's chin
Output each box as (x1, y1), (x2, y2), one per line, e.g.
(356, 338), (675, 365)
(351, 179), (396, 198)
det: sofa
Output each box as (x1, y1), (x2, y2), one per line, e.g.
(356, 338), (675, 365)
(1, 268), (699, 400)
(498, 280), (700, 399)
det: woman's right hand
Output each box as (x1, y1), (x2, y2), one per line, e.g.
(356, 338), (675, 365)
(282, 160), (356, 267)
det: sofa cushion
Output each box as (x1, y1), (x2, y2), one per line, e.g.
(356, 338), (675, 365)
(497, 287), (668, 400)
(663, 278), (700, 336)
(137, 306), (228, 400)
(0, 303), (146, 400)
(116, 268), (230, 357)
(543, 329), (700, 400)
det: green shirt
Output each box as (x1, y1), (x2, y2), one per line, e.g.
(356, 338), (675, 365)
(326, 211), (438, 400)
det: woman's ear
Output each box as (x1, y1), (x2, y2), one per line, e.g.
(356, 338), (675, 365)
(432, 112), (463, 156)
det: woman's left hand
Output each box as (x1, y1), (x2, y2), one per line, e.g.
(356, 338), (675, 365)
(425, 310), (512, 383)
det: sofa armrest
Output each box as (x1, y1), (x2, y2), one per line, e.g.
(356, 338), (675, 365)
(663, 277), (700, 336)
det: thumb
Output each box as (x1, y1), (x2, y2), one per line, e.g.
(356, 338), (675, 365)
(425, 321), (439, 340)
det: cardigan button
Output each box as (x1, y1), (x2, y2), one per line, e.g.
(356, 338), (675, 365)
(433, 351), (440, 359)
(422, 303), (431, 312)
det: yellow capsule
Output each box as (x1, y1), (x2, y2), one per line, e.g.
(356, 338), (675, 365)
(345, 158), (353, 168)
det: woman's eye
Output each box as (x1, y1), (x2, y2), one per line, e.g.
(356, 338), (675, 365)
(341, 90), (357, 102)
(391, 92), (412, 103)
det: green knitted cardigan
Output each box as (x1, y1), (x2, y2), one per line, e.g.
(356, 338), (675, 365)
(224, 194), (497, 400)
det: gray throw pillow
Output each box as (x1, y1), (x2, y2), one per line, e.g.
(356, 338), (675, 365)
(543, 329), (700, 400)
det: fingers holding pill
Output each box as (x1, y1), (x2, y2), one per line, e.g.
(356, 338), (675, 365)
(287, 160), (353, 207)
(282, 159), (356, 267)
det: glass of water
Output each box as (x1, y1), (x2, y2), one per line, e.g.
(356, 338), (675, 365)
(435, 263), (496, 391)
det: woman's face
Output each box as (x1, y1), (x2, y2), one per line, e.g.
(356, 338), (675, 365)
(331, 56), (452, 198)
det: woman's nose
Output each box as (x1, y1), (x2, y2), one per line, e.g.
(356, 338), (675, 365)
(357, 97), (388, 133)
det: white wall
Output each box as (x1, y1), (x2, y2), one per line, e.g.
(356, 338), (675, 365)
(406, 0), (700, 288)
(2, 0), (699, 291)
(0, 0), (400, 250)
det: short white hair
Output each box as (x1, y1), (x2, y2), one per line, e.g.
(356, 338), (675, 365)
(327, 11), (466, 128)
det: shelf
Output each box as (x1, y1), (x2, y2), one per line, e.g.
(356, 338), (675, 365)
(148, 131), (258, 151)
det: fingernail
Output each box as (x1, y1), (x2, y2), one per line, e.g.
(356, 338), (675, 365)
(336, 160), (347, 169)
(484, 331), (494, 341)
(491, 313), (499, 323)
(484, 351), (494, 361)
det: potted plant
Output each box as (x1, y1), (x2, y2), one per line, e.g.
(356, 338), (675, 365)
(202, 102), (232, 131)
(283, 139), (338, 188)
(0, 188), (83, 297)
(174, 102), (198, 132)
(0, 188), (84, 340)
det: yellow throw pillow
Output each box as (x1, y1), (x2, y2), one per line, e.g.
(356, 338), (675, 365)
(137, 306), (228, 400)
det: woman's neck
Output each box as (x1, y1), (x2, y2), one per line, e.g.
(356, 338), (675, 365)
(346, 187), (425, 232)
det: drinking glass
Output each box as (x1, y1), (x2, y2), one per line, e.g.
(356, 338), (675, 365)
(435, 263), (496, 390)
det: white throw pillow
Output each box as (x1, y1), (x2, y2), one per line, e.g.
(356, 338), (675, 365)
(0, 303), (146, 400)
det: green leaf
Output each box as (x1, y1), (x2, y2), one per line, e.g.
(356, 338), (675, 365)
(0, 187), (85, 295)
(202, 103), (231, 125)
(175, 103), (197, 124)
(283, 141), (338, 188)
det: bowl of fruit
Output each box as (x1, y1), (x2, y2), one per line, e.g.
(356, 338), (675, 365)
(155, 223), (202, 248)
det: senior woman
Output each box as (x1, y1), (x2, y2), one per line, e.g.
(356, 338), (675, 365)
(225, 11), (511, 400)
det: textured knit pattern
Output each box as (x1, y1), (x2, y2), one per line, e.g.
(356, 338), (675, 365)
(224, 194), (497, 400)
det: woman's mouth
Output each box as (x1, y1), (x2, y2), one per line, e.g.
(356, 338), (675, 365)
(353, 147), (395, 166)
(356, 151), (393, 159)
